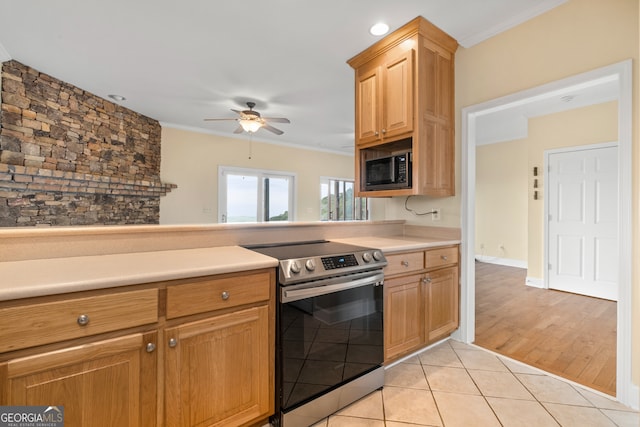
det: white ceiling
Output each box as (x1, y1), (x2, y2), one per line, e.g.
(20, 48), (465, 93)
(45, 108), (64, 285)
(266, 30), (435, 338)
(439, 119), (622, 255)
(0, 0), (568, 154)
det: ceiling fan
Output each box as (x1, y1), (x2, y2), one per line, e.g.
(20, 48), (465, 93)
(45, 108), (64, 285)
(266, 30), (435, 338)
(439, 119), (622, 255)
(204, 102), (290, 135)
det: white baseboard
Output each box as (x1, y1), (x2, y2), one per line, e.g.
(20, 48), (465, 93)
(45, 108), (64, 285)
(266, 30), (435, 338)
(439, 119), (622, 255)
(630, 382), (640, 410)
(525, 276), (545, 288)
(475, 255), (527, 269)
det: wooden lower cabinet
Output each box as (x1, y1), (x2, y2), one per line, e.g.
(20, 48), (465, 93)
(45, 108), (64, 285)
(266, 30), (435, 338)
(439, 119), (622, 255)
(425, 266), (459, 343)
(0, 331), (158, 427)
(164, 305), (272, 427)
(383, 246), (460, 363)
(0, 268), (275, 427)
(384, 274), (424, 361)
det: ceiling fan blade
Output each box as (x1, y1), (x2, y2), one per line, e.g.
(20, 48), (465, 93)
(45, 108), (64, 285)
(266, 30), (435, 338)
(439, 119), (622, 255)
(262, 124), (284, 135)
(263, 117), (290, 123)
(230, 109), (242, 114)
(233, 125), (244, 134)
(204, 118), (236, 121)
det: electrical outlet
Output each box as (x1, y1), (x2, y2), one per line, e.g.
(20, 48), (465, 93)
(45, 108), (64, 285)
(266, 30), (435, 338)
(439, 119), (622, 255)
(432, 208), (441, 221)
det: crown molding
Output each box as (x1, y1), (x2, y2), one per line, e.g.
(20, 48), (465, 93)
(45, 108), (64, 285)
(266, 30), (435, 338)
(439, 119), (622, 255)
(458, 0), (568, 47)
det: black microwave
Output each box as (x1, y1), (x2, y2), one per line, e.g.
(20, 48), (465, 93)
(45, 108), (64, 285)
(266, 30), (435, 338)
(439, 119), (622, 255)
(364, 152), (412, 191)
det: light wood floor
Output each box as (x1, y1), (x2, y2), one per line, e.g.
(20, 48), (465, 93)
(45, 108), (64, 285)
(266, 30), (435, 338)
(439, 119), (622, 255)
(474, 261), (617, 396)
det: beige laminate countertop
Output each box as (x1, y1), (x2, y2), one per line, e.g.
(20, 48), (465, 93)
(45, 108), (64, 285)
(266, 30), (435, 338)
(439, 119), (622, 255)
(0, 246), (278, 302)
(0, 236), (459, 302)
(332, 236), (461, 253)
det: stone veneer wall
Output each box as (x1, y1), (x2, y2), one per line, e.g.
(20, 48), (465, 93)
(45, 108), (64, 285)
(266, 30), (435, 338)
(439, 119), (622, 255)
(0, 60), (175, 226)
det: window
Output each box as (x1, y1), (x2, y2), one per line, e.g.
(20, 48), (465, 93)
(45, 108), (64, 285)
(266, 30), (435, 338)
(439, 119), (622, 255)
(219, 167), (295, 223)
(320, 178), (369, 221)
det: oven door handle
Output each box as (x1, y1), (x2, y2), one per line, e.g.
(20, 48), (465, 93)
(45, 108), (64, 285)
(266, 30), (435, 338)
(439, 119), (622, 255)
(281, 272), (384, 303)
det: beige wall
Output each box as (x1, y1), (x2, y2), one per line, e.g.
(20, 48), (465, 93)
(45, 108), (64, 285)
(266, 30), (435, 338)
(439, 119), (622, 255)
(159, 127), (354, 224)
(385, 0), (639, 388)
(475, 140), (528, 263)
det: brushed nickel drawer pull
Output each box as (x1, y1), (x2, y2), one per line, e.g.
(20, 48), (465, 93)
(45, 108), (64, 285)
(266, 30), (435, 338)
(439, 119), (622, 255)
(77, 314), (90, 326)
(221, 291), (230, 300)
(146, 342), (156, 353)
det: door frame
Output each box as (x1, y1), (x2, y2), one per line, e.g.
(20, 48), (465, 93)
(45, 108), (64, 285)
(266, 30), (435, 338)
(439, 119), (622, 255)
(459, 60), (636, 407)
(544, 141), (619, 297)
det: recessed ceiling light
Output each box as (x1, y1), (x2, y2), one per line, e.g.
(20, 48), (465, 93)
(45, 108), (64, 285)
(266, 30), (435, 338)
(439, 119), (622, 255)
(108, 94), (126, 102)
(369, 22), (389, 36)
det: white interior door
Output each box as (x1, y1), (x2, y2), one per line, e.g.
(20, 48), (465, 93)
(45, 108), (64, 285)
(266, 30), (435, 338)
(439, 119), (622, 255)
(546, 144), (618, 301)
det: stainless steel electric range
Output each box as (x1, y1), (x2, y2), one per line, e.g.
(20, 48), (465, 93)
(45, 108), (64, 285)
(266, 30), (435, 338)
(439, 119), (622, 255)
(244, 240), (387, 427)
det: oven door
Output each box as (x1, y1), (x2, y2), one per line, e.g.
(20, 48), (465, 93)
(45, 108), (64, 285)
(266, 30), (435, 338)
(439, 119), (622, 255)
(278, 271), (384, 413)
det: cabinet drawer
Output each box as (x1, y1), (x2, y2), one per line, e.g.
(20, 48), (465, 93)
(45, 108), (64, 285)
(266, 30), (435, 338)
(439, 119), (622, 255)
(425, 246), (458, 270)
(0, 289), (158, 353)
(384, 251), (424, 277)
(166, 271), (271, 319)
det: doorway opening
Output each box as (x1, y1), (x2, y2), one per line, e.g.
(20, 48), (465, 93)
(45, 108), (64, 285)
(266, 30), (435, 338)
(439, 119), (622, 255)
(458, 60), (635, 407)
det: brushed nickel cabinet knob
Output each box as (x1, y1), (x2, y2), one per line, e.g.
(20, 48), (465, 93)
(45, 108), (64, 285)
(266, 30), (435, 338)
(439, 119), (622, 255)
(77, 314), (90, 326)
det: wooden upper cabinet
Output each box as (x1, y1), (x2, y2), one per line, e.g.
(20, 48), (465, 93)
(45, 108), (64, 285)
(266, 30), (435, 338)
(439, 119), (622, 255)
(354, 62), (380, 144)
(419, 39), (456, 196)
(382, 49), (414, 141)
(348, 16), (458, 197)
(354, 48), (414, 146)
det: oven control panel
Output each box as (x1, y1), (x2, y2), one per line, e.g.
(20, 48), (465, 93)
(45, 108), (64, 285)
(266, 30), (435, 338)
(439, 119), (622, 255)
(321, 254), (359, 270)
(280, 250), (387, 285)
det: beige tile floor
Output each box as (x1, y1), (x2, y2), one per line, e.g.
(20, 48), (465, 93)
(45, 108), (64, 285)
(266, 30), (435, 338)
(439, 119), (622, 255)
(311, 340), (639, 427)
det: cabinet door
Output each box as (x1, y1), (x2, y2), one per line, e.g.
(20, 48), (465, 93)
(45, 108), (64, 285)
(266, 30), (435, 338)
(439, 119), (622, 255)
(420, 40), (455, 196)
(384, 274), (424, 362)
(1, 332), (157, 427)
(425, 266), (459, 343)
(382, 49), (414, 140)
(355, 62), (381, 145)
(164, 305), (271, 427)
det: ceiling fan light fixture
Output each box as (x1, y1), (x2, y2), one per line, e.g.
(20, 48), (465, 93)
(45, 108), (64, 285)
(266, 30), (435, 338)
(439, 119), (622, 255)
(239, 119), (262, 133)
